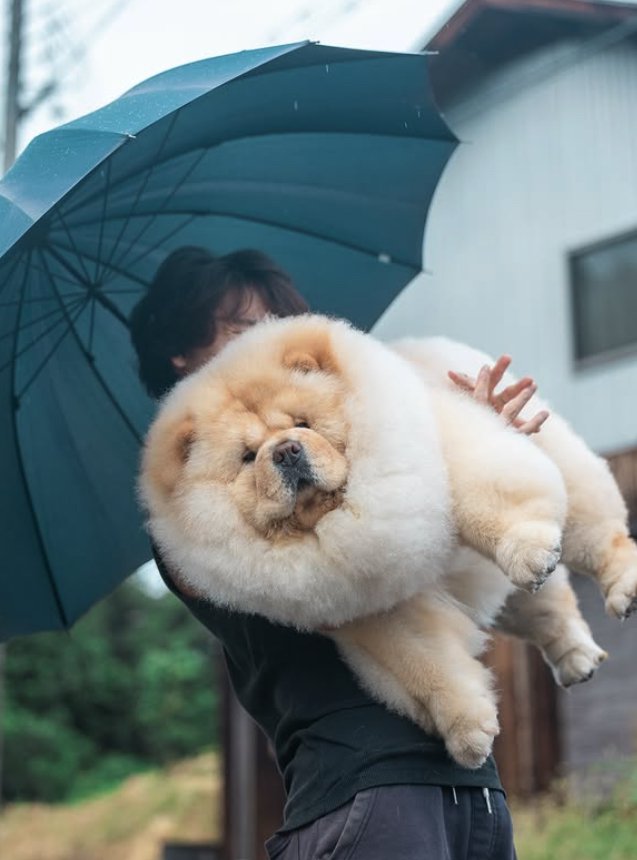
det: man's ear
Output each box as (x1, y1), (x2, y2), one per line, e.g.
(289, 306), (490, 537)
(144, 413), (195, 496)
(282, 329), (339, 375)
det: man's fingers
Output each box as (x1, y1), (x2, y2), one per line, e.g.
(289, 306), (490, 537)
(474, 365), (491, 403)
(493, 377), (534, 409)
(487, 355), (512, 397)
(448, 358), (548, 435)
(448, 370), (476, 392)
(514, 410), (550, 435)
(501, 383), (537, 424)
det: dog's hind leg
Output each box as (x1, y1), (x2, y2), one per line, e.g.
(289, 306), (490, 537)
(533, 413), (637, 620)
(332, 592), (499, 769)
(494, 564), (607, 687)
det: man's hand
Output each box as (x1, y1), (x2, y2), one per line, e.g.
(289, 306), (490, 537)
(448, 355), (549, 435)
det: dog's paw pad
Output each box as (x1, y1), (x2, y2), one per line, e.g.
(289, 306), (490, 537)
(496, 524), (562, 592)
(554, 644), (607, 687)
(444, 707), (500, 770)
(605, 578), (637, 620)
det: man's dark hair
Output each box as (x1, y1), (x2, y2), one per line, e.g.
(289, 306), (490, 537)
(130, 247), (308, 398)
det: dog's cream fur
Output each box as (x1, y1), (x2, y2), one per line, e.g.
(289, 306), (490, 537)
(140, 315), (634, 768)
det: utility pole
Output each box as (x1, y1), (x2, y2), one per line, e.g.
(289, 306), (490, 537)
(0, 0), (23, 810)
(3, 0), (23, 171)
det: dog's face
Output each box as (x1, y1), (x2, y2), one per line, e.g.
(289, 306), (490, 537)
(142, 315), (453, 628)
(143, 322), (350, 540)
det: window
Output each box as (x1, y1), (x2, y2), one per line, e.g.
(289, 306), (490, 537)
(570, 230), (637, 364)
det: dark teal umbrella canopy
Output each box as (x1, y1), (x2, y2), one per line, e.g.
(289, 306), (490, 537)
(0, 41), (457, 641)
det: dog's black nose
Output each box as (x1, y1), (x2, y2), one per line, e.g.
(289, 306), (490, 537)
(272, 440), (303, 467)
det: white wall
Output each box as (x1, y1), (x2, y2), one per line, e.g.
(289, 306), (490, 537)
(374, 41), (637, 454)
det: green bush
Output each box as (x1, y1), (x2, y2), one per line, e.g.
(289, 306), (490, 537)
(67, 753), (152, 802)
(2, 579), (219, 803)
(3, 708), (95, 801)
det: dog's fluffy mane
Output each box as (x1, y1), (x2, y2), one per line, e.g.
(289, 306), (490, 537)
(141, 315), (454, 629)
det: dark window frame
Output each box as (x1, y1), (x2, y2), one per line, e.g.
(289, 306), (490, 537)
(569, 226), (637, 370)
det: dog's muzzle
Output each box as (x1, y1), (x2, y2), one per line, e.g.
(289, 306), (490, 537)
(272, 440), (314, 490)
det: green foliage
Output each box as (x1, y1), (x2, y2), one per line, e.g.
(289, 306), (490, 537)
(2, 578), (220, 803)
(3, 708), (95, 801)
(67, 754), (151, 803)
(513, 762), (637, 860)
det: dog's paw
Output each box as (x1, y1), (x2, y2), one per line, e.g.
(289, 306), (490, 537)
(495, 522), (562, 593)
(444, 701), (500, 770)
(552, 642), (608, 688)
(604, 567), (637, 620)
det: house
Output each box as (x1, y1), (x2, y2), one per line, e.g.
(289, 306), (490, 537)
(376, 0), (637, 795)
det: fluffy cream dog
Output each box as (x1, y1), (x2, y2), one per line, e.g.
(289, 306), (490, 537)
(140, 314), (634, 768)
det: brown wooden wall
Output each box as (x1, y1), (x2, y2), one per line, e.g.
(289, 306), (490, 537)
(485, 637), (560, 797)
(607, 447), (637, 532)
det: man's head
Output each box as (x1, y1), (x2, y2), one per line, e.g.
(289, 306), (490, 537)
(130, 247), (308, 398)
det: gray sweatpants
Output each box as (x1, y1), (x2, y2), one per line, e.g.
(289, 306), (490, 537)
(265, 785), (517, 860)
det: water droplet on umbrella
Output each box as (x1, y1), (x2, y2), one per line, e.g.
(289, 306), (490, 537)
(404, 122), (408, 129)
(293, 100), (299, 111)
(378, 253), (392, 264)
(325, 64), (330, 73)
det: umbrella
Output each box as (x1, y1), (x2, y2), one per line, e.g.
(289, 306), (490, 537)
(0, 41), (457, 641)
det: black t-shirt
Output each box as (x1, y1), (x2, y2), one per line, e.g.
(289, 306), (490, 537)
(154, 550), (503, 832)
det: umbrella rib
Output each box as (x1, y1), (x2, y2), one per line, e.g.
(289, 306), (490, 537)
(104, 214), (198, 280)
(51, 209), (94, 285)
(110, 147), (209, 274)
(8, 250), (72, 628)
(60, 127), (457, 221)
(98, 110), (182, 276)
(38, 249), (143, 444)
(0, 296), (86, 348)
(94, 159), (112, 284)
(72, 207), (417, 283)
(30, 261), (90, 289)
(15, 299), (90, 400)
(0, 291), (87, 307)
(88, 295), (96, 354)
(44, 245), (136, 326)
(0, 252), (27, 302)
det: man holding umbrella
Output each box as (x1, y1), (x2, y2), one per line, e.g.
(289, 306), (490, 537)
(0, 40), (548, 859)
(130, 245), (545, 859)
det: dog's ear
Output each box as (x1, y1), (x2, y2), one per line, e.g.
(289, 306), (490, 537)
(144, 412), (195, 496)
(282, 329), (339, 375)
(282, 350), (321, 373)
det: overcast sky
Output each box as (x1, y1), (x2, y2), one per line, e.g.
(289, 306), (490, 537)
(5, 0), (459, 160)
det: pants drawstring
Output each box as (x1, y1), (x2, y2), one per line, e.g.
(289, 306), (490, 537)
(482, 787), (493, 815)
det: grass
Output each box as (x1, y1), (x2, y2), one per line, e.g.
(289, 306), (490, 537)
(513, 764), (637, 860)
(0, 752), (220, 860)
(1, 754), (636, 860)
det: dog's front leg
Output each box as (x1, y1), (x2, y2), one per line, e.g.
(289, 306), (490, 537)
(429, 387), (567, 593)
(331, 592), (499, 769)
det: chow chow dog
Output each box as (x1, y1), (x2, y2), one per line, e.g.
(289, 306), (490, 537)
(139, 315), (636, 767)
